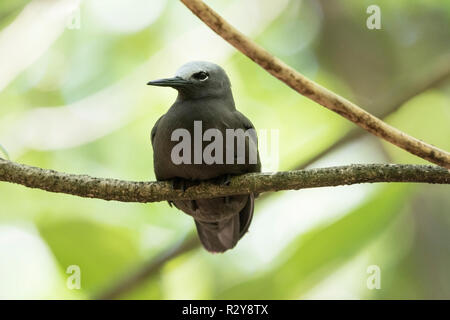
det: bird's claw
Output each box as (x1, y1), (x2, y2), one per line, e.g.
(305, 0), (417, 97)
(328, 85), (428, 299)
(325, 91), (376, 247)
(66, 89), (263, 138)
(213, 174), (232, 204)
(215, 174), (232, 186)
(171, 177), (188, 192)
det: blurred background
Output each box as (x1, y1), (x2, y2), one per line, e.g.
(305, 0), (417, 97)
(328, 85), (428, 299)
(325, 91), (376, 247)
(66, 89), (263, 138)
(0, 0), (449, 299)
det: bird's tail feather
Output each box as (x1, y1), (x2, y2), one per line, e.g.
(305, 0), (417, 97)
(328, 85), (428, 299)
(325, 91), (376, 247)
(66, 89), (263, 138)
(195, 194), (254, 253)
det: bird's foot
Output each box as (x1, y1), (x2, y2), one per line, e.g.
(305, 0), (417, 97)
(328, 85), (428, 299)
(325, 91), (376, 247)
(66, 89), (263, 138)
(171, 177), (188, 192)
(170, 177), (200, 192)
(214, 174), (232, 186)
(213, 174), (233, 204)
(168, 178), (189, 208)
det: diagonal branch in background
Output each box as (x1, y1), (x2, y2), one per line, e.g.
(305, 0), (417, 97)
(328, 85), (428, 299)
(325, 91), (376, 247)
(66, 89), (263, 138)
(299, 53), (450, 170)
(180, 0), (450, 169)
(0, 159), (449, 202)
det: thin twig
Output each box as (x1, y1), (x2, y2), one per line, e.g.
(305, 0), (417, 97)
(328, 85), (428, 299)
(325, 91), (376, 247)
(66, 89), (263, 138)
(180, 0), (450, 169)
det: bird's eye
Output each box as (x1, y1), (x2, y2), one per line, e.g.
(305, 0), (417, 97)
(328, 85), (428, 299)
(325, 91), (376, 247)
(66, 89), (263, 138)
(192, 71), (209, 81)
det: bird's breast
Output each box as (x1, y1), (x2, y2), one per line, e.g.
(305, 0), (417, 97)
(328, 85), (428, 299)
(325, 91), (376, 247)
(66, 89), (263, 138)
(152, 101), (257, 181)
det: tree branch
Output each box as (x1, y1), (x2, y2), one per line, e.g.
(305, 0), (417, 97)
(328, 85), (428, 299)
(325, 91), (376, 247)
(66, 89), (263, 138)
(0, 158), (449, 202)
(180, 0), (450, 169)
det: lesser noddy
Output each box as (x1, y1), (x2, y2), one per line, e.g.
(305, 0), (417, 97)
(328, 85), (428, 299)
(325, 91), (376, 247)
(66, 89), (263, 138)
(148, 61), (261, 253)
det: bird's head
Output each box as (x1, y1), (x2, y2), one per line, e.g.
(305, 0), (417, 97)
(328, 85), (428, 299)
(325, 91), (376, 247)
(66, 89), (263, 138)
(147, 61), (232, 100)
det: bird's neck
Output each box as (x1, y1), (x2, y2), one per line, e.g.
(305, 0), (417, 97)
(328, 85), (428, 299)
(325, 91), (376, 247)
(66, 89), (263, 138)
(175, 91), (236, 110)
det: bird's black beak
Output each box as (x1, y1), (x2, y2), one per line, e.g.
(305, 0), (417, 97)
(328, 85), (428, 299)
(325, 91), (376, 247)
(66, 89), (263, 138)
(147, 76), (190, 88)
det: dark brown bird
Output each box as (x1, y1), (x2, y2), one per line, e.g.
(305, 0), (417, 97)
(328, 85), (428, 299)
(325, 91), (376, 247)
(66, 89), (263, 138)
(148, 61), (260, 253)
